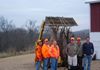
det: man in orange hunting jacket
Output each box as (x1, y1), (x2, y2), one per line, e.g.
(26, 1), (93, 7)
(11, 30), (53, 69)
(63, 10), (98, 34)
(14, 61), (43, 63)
(42, 38), (50, 70)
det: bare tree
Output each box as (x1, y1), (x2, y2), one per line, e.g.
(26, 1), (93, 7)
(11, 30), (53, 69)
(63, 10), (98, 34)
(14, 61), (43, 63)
(0, 16), (15, 32)
(26, 20), (39, 45)
(0, 16), (15, 52)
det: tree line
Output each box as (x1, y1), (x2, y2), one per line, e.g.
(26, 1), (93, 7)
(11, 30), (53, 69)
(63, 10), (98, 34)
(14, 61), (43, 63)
(0, 16), (39, 53)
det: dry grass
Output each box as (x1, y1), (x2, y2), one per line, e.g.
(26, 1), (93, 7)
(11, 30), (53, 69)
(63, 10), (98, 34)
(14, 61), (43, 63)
(0, 50), (33, 58)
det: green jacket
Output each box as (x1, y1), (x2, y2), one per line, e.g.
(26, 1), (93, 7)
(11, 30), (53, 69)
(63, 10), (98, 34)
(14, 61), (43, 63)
(66, 43), (78, 57)
(77, 43), (83, 57)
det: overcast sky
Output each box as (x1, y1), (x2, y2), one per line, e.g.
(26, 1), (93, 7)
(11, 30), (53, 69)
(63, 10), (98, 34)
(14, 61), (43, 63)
(0, 0), (93, 31)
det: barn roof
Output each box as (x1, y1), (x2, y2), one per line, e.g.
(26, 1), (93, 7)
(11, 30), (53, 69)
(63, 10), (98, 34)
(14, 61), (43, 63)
(45, 16), (77, 26)
(86, 0), (100, 4)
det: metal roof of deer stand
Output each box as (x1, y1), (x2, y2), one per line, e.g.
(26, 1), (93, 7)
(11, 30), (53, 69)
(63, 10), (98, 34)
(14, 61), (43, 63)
(45, 17), (77, 27)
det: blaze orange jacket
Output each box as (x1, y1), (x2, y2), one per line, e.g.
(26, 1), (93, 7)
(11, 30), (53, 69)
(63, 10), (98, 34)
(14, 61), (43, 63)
(35, 45), (42, 61)
(50, 44), (60, 59)
(42, 44), (50, 58)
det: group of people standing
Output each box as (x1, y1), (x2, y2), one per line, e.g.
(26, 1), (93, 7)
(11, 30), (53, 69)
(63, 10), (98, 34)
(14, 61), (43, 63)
(35, 38), (60, 70)
(65, 36), (94, 70)
(35, 36), (94, 70)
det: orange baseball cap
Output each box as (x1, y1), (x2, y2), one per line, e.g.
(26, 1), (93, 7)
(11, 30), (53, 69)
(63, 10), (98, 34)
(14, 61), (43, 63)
(77, 37), (81, 41)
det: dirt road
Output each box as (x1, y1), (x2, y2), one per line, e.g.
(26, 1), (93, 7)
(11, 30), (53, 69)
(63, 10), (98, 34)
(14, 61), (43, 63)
(0, 54), (100, 70)
(0, 54), (35, 70)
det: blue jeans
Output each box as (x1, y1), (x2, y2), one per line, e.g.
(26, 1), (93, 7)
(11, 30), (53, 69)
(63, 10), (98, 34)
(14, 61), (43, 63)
(36, 61), (41, 70)
(43, 58), (49, 70)
(83, 55), (92, 70)
(51, 58), (58, 70)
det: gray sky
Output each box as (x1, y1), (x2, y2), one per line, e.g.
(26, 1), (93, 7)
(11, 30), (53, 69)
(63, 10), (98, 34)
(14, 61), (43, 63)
(0, 0), (92, 31)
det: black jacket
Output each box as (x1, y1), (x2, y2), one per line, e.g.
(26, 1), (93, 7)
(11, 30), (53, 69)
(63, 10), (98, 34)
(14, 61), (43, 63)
(82, 42), (94, 55)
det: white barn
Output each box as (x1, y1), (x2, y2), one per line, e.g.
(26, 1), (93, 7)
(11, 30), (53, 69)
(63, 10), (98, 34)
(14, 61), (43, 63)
(86, 0), (100, 59)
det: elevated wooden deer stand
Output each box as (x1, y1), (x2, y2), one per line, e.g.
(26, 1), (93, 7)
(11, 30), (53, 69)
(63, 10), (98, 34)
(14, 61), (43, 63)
(39, 16), (77, 66)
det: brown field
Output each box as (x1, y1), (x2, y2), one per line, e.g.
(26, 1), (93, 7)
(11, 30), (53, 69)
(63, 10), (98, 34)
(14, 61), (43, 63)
(0, 54), (100, 70)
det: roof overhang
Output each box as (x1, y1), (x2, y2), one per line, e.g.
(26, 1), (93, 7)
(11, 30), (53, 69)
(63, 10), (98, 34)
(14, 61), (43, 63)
(85, 0), (100, 4)
(45, 16), (77, 27)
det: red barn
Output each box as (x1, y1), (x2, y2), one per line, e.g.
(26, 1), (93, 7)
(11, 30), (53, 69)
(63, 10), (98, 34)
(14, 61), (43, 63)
(87, 0), (100, 59)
